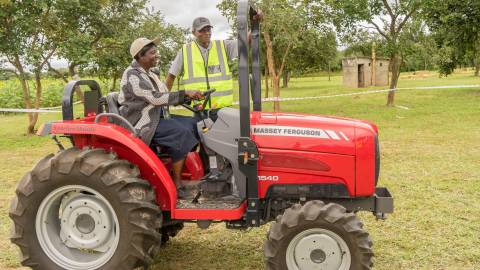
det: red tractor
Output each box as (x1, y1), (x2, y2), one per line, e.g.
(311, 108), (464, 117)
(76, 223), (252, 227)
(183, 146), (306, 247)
(9, 2), (393, 269)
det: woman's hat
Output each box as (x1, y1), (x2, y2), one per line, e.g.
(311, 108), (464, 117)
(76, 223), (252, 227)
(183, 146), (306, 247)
(129, 37), (161, 58)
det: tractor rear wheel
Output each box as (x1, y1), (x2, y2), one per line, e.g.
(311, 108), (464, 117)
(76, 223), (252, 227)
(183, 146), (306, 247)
(9, 147), (162, 270)
(264, 201), (373, 270)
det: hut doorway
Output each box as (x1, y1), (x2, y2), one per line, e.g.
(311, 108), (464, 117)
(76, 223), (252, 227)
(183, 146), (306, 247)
(358, 64), (365, 88)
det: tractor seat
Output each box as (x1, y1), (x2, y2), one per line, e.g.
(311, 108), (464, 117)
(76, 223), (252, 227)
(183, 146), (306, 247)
(106, 92), (168, 157)
(106, 92), (120, 115)
(104, 92), (126, 128)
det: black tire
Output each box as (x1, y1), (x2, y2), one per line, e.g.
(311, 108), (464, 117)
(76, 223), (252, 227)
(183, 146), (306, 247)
(264, 201), (373, 270)
(9, 147), (162, 270)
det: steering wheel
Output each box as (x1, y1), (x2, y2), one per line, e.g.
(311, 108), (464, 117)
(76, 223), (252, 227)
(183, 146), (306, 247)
(182, 89), (216, 114)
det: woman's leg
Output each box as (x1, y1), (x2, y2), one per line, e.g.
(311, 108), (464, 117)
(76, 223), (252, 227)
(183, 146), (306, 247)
(152, 118), (198, 191)
(171, 158), (185, 188)
(171, 114), (200, 139)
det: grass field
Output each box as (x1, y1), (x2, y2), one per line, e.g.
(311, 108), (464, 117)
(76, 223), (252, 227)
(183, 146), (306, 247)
(0, 71), (479, 269)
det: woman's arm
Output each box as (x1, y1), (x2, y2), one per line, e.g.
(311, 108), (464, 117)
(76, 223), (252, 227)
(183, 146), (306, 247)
(126, 72), (185, 106)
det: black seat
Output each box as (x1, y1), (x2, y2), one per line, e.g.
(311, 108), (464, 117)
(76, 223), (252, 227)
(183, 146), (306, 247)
(106, 92), (120, 114)
(105, 92), (168, 156)
(104, 92), (133, 130)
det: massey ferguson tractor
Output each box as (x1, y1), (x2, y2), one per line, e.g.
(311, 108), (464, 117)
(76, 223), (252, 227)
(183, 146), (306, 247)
(9, 1), (393, 269)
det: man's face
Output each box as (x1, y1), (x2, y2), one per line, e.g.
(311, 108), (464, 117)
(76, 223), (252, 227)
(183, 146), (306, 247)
(193, 26), (212, 45)
(139, 46), (159, 69)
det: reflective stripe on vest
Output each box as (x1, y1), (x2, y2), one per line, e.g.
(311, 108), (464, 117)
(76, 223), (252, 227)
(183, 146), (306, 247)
(182, 40), (233, 108)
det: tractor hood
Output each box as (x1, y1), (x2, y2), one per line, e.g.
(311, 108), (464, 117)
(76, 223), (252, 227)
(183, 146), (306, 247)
(250, 111), (378, 156)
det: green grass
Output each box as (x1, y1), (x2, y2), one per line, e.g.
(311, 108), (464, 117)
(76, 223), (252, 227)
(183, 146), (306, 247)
(1, 71), (479, 269)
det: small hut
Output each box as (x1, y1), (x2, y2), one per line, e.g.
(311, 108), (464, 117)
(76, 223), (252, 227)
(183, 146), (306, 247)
(342, 57), (390, 88)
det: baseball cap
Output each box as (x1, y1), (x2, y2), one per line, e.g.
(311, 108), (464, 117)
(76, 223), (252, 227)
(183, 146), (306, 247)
(192, 17), (213, 32)
(129, 37), (161, 58)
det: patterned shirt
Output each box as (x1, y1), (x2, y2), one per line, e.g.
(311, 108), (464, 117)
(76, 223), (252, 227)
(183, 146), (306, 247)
(119, 60), (185, 145)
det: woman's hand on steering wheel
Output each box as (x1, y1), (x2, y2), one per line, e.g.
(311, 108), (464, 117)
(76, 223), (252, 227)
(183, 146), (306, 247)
(182, 89), (215, 114)
(185, 90), (204, 101)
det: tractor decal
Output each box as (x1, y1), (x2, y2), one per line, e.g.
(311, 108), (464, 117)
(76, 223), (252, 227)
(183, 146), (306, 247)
(258, 175), (280, 181)
(52, 124), (97, 134)
(251, 125), (349, 141)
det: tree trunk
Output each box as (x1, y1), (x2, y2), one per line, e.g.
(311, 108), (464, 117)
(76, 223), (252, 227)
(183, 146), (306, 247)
(328, 62), (331, 82)
(474, 55), (479, 77)
(264, 66), (269, 98)
(69, 62), (84, 102)
(12, 55), (35, 134)
(282, 70), (289, 88)
(111, 75), (118, 92)
(27, 70), (42, 134)
(474, 48), (480, 77)
(264, 32), (280, 112)
(272, 75), (280, 112)
(387, 53), (401, 107)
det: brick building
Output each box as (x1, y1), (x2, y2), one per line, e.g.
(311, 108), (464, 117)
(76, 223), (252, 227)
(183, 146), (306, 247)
(342, 57), (390, 88)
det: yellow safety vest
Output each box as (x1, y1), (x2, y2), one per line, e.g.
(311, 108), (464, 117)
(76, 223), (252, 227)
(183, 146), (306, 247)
(182, 40), (233, 109)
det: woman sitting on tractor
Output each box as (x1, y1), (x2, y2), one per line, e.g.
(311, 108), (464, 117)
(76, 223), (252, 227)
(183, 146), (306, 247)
(119, 37), (203, 198)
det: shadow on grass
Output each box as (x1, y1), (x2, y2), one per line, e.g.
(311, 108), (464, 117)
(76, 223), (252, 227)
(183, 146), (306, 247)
(150, 225), (266, 270)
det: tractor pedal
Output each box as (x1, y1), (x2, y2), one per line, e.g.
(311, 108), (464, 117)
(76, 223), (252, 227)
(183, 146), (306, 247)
(192, 190), (202, 204)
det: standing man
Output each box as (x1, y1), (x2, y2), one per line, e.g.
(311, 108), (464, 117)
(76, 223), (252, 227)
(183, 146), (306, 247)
(166, 14), (261, 120)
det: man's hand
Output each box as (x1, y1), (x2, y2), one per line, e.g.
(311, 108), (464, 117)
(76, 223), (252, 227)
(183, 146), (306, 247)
(185, 90), (204, 100)
(165, 74), (176, 92)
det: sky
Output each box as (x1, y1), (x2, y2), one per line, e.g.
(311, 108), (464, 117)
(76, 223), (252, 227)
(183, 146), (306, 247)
(149, 0), (233, 40)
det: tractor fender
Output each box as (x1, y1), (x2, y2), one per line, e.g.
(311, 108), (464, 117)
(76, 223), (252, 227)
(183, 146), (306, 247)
(43, 120), (177, 210)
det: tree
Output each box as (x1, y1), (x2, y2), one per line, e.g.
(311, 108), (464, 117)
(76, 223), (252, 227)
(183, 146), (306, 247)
(324, 0), (422, 106)
(48, 0), (148, 99)
(343, 31), (389, 58)
(398, 19), (438, 72)
(424, 0), (480, 76)
(92, 9), (187, 92)
(288, 29), (338, 79)
(218, 0), (310, 112)
(52, 0), (146, 77)
(0, 0), (58, 134)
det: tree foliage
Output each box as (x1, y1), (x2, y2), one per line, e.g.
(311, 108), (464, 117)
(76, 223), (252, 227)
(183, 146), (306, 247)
(288, 29), (337, 75)
(0, 0), (59, 133)
(398, 19), (438, 72)
(91, 9), (186, 91)
(0, 0), (186, 133)
(218, 0), (334, 111)
(324, 0), (422, 106)
(424, 0), (480, 76)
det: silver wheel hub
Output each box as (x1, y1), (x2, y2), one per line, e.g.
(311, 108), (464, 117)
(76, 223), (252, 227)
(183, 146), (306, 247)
(59, 191), (115, 252)
(36, 185), (120, 270)
(286, 228), (351, 270)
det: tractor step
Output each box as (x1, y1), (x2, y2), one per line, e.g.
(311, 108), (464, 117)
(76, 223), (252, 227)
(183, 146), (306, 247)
(176, 196), (243, 209)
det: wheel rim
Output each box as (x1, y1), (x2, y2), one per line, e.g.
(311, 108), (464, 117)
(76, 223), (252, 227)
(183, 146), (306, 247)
(35, 185), (120, 270)
(286, 228), (351, 270)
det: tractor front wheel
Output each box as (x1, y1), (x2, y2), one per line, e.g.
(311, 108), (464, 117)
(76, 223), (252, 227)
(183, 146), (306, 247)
(264, 201), (373, 270)
(9, 148), (162, 270)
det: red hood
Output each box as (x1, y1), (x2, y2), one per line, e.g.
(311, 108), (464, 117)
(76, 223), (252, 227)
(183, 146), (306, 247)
(250, 111), (377, 155)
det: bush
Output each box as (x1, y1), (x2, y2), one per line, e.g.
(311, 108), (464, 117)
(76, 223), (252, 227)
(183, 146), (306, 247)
(0, 78), (64, 109)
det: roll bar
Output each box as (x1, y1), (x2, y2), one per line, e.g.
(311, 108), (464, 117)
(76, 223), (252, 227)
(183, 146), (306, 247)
(237, 1), (262, 137)
(250, 7), (262, 112)
(237, 0), (261, 227)
(237, 0), (250, 138)
(62, 80), (103, 121)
